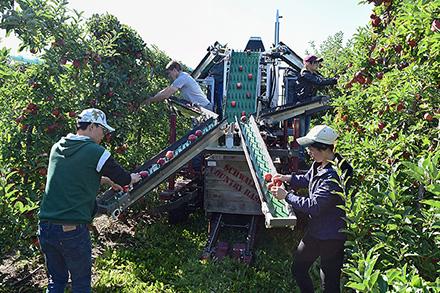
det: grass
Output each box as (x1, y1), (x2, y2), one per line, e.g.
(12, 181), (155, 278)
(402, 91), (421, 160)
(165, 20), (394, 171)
(92, 211), (309, 292)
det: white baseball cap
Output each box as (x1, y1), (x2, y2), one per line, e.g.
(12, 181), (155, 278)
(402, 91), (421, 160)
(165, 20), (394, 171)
(77, 108), (115, 132)
(297, 125), (338, 146)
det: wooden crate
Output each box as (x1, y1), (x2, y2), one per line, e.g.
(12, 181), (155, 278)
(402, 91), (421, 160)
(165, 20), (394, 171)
(204, 154), (262, 215)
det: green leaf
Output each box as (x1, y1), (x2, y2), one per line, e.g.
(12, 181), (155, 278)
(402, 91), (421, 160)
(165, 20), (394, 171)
(420, 199), (440, 208)
(346, 282), (366, 291)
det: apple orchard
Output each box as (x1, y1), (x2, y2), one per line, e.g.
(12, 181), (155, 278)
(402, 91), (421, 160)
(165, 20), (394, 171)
(0, 0), (439, 292)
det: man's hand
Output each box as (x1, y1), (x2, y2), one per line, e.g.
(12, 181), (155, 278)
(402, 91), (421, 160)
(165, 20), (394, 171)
(273, 174), (291, 183)
(130, 173), (142, 184)
(110, 182), (123, 192)
(270, 185), (288, 200)
(101, 176), (124, 191)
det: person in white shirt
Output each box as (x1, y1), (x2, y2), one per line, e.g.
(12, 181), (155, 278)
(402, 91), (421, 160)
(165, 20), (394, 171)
(144, 60), (212, 111)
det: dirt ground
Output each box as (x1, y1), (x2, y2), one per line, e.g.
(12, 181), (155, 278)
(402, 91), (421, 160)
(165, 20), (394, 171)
(0, 212), (156, 292)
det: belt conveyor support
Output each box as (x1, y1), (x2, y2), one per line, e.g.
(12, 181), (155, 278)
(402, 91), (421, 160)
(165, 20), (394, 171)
(96, 118), (227, 218)
(237, 115), (296, 228)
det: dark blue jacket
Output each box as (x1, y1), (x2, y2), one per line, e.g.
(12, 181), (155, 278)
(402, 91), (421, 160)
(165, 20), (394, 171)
(295, 69), (337, 102)
(285, 154), (352, 240)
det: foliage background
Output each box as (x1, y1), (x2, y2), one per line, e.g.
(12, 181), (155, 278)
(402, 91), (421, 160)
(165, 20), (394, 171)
(0, 0), (439, 292)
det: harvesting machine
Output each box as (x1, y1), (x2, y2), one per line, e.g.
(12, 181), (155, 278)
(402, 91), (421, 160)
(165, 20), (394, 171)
(96, 13), (332, 263)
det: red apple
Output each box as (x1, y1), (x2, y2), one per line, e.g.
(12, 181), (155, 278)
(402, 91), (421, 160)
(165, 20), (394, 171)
(241, 111), (246, 116)
(115, 146), (124, 154)
(355, 72), (366, 84)
(264, 173), (272, 182)
(389, 132), (398, 141)
(240, 115), (247, 123)
(72, 59), (81, 68)
(238, 65), (243, 71)
(38, 168), (47, 176)
(398, 61), (409, 70)
(267, 182), (274, 190)
(368, 58), (377, 66)
(60, 58), (67, 65)
(52, 108), (60, 117)
(407, 39), (417, 48)
(424, 113), (433, 121)
(231, 101), (237, 107)
(371, 17), (381, 27)
(165, 150), (174, 159)
(31, 236), (39, 247)
(195, 130), (203, 137)
(394, 44), (403, 54)
(246, 91), (252, 98)
(396, 102), (404, 112)
(188, 134), (197, 142)
(342, 115), (348, 122)
(157, 158), (166, 166)
(376, 72), (384, 79)
(247, 73), (253, 80)
(236, 82), (242, 89)
(107, 91), (114, 97)
(26, 103), (38, 114)
(274, 179), (282, 187)
(378, 121), (385, 129)
(68, 111), (76, 118)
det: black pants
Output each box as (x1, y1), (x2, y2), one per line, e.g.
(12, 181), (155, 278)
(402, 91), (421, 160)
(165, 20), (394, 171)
(292, 235), (345, 293)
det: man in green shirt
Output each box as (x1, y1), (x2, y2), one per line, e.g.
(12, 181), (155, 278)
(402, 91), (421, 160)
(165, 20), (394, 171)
(38, 108), (142, 292)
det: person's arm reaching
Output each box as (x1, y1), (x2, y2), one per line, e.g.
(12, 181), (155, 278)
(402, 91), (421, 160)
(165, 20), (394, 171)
(302, 71), (337, 87)
(272, 173), (342, 217)
(144, 86), (178, 105)
(273, 168), (311, 189)
(99, 156), (141, 186)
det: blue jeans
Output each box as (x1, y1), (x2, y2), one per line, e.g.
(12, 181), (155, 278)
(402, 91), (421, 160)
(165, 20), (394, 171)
(299, 115), (311, 160)
(299, 115), (311, 137)
(38, 222), (92, 293)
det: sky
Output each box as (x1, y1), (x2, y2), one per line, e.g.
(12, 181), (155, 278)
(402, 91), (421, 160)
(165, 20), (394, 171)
(1, 0), (373, 69)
